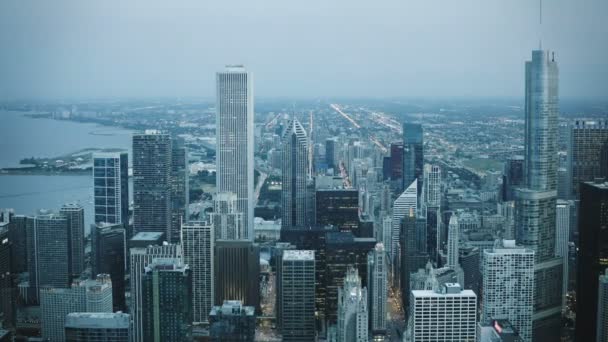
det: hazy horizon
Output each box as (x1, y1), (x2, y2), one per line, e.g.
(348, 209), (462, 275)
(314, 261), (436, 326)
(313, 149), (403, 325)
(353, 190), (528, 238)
(1, 0), (607, 100)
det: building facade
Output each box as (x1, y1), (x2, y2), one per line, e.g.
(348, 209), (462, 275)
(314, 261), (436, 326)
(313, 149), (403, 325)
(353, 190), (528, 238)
(336, 267), (368, 342)
(402, 123), (423, 192)
(181, 221), (214, 324)
(65, 312), (131, 342)
(91, 222), (126, 312)
(367, 243), (387, 335)
(568, 120), (608, 198)
(214, 240), (260, 311)
(60, 203), (85, 279)
(93, 152), (129, 229)
(281, 118), (309, 229)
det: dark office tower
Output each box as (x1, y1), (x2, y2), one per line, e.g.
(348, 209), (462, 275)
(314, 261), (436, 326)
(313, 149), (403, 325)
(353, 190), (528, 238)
(601, 140), (608, 179)
(61, 203), (85, 279)
(209, 300), (256, 342)
(133, 131), (172, 240)
(390, 142), (404, 182)
(8, 215), (27, 274)
(91, 222), (126, 312)
(214, 240), (260, 311)
(278, 250), (316, 342)
(502, 155), (524, 202)
(65, 312), (131, 342)
(315, 188), (359, 233)
(281, 118), (309, 229)
(324, 231), (375, 323)
(400, 210), (428, 315)
(459, 246), (481, 298)
(0, 226), (15, 328)
(170, 142), (189, 243)
(93, 152), (129, 230)
(568, 120), (608, 198)
(30, 214), (70, 293)
(575, 180), (608, 342)
(402, 123), (423, 192)
(326, 138), (336, 170)
(141, 259), (192, 342)
(515, 49), (563, 341)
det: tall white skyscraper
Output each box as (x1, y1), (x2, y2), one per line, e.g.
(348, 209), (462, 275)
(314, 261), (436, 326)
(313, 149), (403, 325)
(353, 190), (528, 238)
(391, 179), (417, 261)
(216, 65), (254, 240)
(181, 220), (214, 324)
(337, 267), (368, 342)
(211, 192), (244, 240)
(482, 240), (535, 342)
(281, 118), (309, 229)
(367, 242), (387, 335)
(447, 215), (459, 268)
(423, 164), (441, 207)
(408, 283), (477, 342)
(129, 244), (182, 342)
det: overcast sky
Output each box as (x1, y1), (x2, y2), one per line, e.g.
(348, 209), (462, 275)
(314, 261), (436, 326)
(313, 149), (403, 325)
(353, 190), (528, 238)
(0, 0), (606, 100)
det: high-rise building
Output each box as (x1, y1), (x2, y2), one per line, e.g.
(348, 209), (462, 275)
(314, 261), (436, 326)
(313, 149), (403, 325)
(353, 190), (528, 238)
(400, 208), (428, 315)
(40, 275), (113, 342)
(391, 179), (417, 263)
(568, 120), (608, 198)
(423, 164), (441, 207)
(60, 203), (85, 279)
(326, 138), (337, 170)
(141, 259), (192, 342)
(65, 312), (131, 342)
(367, 243), (387, 335)
(575, 180), (608, 342)
(482, 240), (534, 342)
(502, 155), (524, 202)
(278, 250), (315, 342)
(216, 65), (254, 240)
(133, 130), (172, 240)
(214, 240), (260, 311)
(282, 118), (309, 229)
(402, 123), (423, 192)
(91, 222), (126, 312)
(0, 226), (14, 329)
(556, 200), (571, 305)
(211, 192), (245, 240)
(209, 300), (256, 342)
(458, 245), (481, 298)
(390, 142), (403, 184)
(170, 142), (189, 243)
(130, 243), (181, 342)
(93, 152), (129, 229)
(597, 269), (608, 342)
(336, 267), (368, 342)
(515, 49), (563, 340)
(181, 221), (214, 324)
(408, 283), (477, 342)
(446, 215), (459, 268)
(315, 178), (359, 233)
(7, 215), (27, 274)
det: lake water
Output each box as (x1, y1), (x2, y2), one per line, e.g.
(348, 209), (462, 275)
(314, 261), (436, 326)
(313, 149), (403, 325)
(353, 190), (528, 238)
(0, 111), (134, 233)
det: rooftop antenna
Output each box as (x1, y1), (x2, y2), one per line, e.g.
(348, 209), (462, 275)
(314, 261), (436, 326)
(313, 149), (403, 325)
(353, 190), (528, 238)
(539, 0), (543, 50)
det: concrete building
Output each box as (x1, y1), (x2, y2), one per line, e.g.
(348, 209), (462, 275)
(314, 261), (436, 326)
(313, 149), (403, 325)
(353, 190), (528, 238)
(211, 192), (244, 240)
(216, 65), (255, 240)
(209, 300), (256, 342)
(336, 267), (368, 342)
(181, 220), (214, 324)
(281, 118), (310, 229)
(408, 283), (477, 342)
(423, 164), (441, 207)
(65, 312), (131, 342)
(482, 240), (534, 342)
(367, 243), (387, 335)
(93, 152), (129, 229)
(278, 250), (315, 342)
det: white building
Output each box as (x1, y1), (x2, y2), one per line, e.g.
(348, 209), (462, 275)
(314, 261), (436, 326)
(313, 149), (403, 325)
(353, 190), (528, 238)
(447, 215), (459, 268)
(392, 179), (417, 262)
(211, 192), (244, 240)
(181, 220), (214, 324)
(337, 267), (368, 342)
(408, 283), (477, 342)
(423, 164), (441, 207)
(216, 65), (254, 239)
(367, 243), (387, 335)
(482, 240), (534, 342)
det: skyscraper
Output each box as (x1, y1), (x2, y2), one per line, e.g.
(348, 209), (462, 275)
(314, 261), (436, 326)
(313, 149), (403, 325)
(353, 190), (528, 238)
(60, 203), (85, 279)
(216, 65), (254, 240)
(0, 226), (14, 329)
(130, 243), (181, 342)
(133, 130), (172, 239)
(402, 123), (423, 192)
(326, 138), (337, 170)
(597, 269), (608, 342)
(141, 259), (192, 342)
(214, 240), (260, 311)
(446, 215), (459, 268)
(555, 199), (571, 305)
(391, 179), (417, 264)
(281, 118), (309, 229)
(7, 215), (27, 274)
(211, 192), (244, 240)
(502, 155), (524, 202)
(400, 207), (428, 315)
(91, 222), (126, 312)
(367, 243), (387, 335)
(209, 300), (256, 341)
(423, 164), (441, 207)
(482, 240), (534, 342)
(29, 213), (70, 294)
(278, 250), (316, 342)
(575, 180), (608, 342)
(336, 267), (368, 342)
(181, 221), (214, 324)
(65, 312), (131, 342)
(568, 120), (608, 198)
(93, 152), (129, 229)
(515, 49), (563, 340)
(408, 283), (476, 342)
(40, 275), (113, 342)
(170, 142), (189, 243)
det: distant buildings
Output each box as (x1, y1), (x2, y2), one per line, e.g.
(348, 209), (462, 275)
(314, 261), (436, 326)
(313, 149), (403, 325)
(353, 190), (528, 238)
(278, 250), (316, 342)
(65, 312), (131, 342)
(575, 180), (608, 342)
(133, 130), (172, 240)
(336, 267), (368, 342)
(281, 118), (310, 229)
(141, 259), (192, 342)
(408, 283), (477, 342)
(216, 65), (255, 240)
(402, 123), (423, 192)
(209, 300), (256, 342)
(93, 152), (129, 229)
(181, 221), (214, 324)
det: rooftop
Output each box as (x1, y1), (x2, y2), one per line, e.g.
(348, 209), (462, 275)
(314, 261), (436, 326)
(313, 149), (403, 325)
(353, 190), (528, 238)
(283, 250), (314, 261)
(131, 231), (165, 241)
(65, 312), (130, 329)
